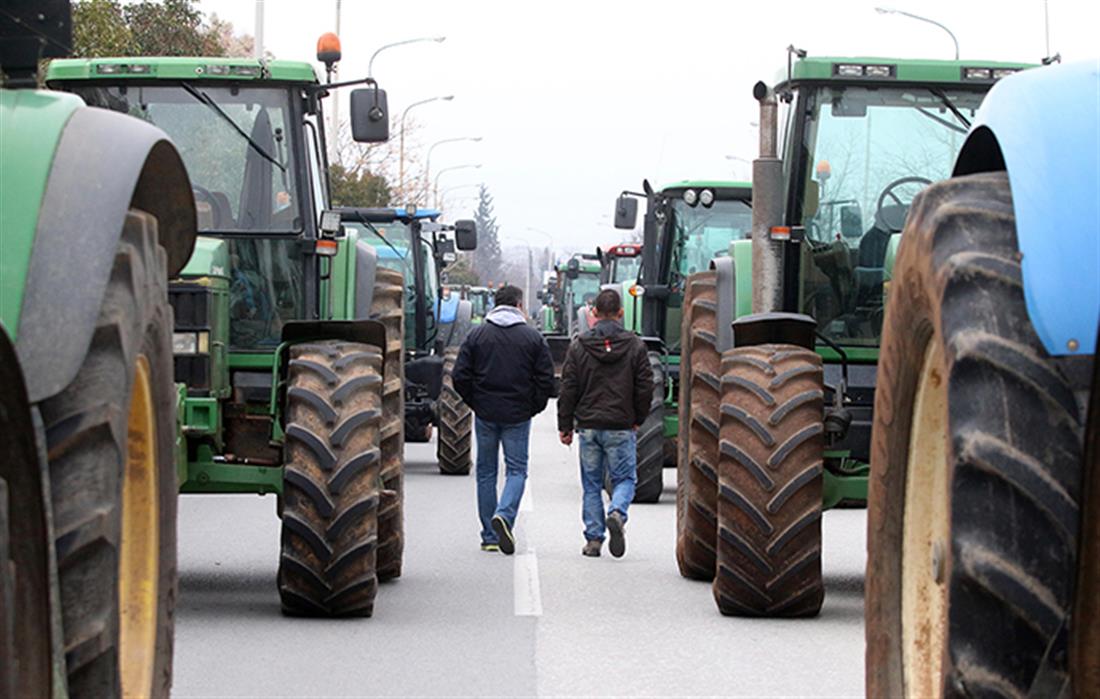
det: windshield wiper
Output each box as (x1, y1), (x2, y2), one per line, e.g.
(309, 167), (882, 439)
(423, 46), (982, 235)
(929, 88), (971, 130)
(180, 82), (286, 173)
(354, 215), (411, 274)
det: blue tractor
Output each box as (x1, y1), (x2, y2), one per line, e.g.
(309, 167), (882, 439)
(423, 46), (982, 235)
(864, 59), (1099, 697)
(337, 208), (478, 475)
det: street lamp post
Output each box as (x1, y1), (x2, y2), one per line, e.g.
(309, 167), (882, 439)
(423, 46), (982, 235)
(398, 95), (454, 198)
(433, 164), (481, 207)
(437, 183), (481, 211)
(425, 137), (483, 202)
(368, 36), (446, 78)
(523, 227), (555, 274)
(874, 7), (959, 59)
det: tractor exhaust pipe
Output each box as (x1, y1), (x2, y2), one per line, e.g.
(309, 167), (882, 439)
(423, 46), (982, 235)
(751, 81), (785, 314)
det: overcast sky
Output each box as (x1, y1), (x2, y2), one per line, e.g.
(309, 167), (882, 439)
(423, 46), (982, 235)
(199, 0), (1097, 255)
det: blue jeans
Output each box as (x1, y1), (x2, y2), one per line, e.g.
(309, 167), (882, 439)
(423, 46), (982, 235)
(578, 429), (636, 542)
(475, 417), (531, 545)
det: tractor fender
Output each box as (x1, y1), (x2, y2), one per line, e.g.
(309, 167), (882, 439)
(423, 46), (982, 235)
(352, 239), (379, 320)
(954, 59), (1099, 357)
(17, 105), (197, 403)
(440, 299), (474, 350)
(710, 256), (736, 353)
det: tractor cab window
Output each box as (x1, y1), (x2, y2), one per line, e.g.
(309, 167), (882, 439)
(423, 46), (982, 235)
(70, 84), (301, 234)
(669, 198), (753, 279)
(610, 255), (641, 283)
(796, 85), (985, 346)
(568, 273), (601, 312)
(226, 239), (303, 348)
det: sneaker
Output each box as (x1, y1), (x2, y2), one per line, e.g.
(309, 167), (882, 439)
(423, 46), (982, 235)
(491, 515), (515, 555)
(480, 543), (500, 552)
(607, 511), (626, 558)
(582, 540), (602, 557)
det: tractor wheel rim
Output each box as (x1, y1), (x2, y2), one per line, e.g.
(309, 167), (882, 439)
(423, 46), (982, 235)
(901, 340), (950, 699)
(119, 355), (158, 697)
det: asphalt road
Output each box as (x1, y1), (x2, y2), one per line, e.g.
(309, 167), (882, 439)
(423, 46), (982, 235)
(173, 402), (867, 698)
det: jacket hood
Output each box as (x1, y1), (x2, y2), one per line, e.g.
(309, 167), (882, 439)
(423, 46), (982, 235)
(486, 305), (527, 327)
(579, 320), (635, 363)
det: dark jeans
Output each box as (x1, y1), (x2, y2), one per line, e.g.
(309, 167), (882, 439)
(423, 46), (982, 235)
(475, 416), (531, 545)
(578, 428), (637, 541)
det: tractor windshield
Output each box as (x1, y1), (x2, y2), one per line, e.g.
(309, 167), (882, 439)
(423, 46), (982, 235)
(610, 255), (641, 283)
(69, 84), (301, 234)
(793, 85), (987, 346)
(568, 273), (602, 311)
(669, 198), (753, 278)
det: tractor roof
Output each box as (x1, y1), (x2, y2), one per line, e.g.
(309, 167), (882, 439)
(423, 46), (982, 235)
(46, 57), (318, 84)
(660, 180), (752, 197)
(778, 56), (1036, 89)
(337, 207), (442, 224)
(606, 243), (642, 257)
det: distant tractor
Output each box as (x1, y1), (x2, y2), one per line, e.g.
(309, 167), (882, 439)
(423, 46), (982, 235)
(466, 286), (494, 323)
(613, 181), (754, 502)
(47, 39), (406, 616)
(672, 52), (1034, 617)
(865, 60), (1099, 698)
(597, 242), (644, 331)
(1, 1), (196, 695)
(337, 208), (478, 475)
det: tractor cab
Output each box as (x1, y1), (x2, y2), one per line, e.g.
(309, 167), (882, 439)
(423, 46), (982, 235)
(615, 181), (753, 352)
(559, 253), (603, 335)
(599, 243), (643, 285)
(772, 55), (1033, 347)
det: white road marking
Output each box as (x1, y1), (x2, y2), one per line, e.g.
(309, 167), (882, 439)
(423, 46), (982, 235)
(514, 549), (543, 617)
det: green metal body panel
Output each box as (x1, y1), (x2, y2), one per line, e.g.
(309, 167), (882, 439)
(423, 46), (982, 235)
(325, 230), (360, 322)
(621, 281), (640, 334)
(0, 89), (84, 336)
(822, 462), (869, 509)
(179, 444), (283, 495)
(46, 57), (317, 84)
(660, 179), (752, 192)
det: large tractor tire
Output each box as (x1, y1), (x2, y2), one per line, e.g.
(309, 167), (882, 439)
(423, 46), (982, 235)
(370, 268), (405, 582)
(278, 341), (385, 617)
(0, 330), (53, 697)
(676, 271), (720, 580)
(866, 172), (1085, 697)
(437, 347), (472, 475)
(35, 211), (179, 697)
(1071, 322), (1100, 696)
(713, 345), (824, 617)
(632, 352), (666, 503)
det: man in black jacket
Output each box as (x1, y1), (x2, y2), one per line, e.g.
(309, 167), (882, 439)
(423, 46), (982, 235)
(557, 289), (654, 558)
(453, 285), (555, 555)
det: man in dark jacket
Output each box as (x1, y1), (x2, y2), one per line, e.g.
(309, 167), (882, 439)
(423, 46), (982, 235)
(453, 285), (555, 555)
(557, 288), (653, 558)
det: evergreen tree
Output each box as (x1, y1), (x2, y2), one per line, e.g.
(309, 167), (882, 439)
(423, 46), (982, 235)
(472, 184), (503, 285)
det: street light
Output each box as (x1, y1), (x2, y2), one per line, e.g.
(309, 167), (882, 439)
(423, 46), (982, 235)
(425, 137), (483, 202)
(523, 227), (556, 274)
(398, 95), (454, 196)
(433, 164), (481, 207)
(368, 36), (446, 78)
(875, 7), (959, 60)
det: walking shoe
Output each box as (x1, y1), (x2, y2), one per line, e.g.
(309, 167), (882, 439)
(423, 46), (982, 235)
(480, 543), (500, 552)
(582, 540), (602, 557)
(607, 511), (626, 558)
(491, 515), (515, 555)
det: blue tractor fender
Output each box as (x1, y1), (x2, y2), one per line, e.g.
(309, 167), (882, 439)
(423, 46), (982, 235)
(954, 59), (1100, 357)
(437, 294), (461, 324)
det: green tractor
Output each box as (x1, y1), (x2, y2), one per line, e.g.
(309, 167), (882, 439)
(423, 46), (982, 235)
(596, 242), (643, 332)
(673, 51), (1033, 616)
(466, 286), (494, 324)
(612, 181), (754, 502)
(46, 38), (408, 617)
(1, 2), (197, 695)
(337, 207), (478, 475)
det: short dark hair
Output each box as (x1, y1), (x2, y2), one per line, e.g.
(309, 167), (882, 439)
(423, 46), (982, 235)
(594, 288), (621, 316)
(495, 284), (523, 307)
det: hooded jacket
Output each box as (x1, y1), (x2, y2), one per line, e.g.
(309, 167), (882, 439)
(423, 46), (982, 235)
(557, 318), (653, 432)
(452, 305), (556, 425)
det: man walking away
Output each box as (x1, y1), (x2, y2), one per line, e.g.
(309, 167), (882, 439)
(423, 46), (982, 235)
(557, 289), (653, 558)
(453, 285), (555, 555)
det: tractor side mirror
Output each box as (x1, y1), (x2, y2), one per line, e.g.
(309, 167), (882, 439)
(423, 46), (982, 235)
(536, 290), (544, 301)
(614, 196), (638, 229)
(454, 219), (477, 250)
(566, 257), (580, 280)
(437, 238), (456, 263)
(350, 87), (389, 143)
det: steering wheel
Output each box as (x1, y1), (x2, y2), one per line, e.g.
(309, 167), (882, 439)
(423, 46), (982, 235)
(875, 176), (933, 226)
(192, 185), (226, 229)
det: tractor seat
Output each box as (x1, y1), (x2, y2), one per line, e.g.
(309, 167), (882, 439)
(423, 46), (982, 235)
(854, 204), (907, 307)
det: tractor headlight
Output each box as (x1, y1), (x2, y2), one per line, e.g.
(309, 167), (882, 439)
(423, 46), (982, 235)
(683, 189), (698, 206)
(699, 189), (715, 207)
(172, 331), (209, 355)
